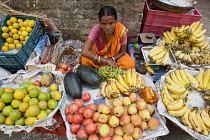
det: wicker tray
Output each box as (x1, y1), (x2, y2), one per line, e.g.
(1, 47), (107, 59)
(150, 0), (196, 13)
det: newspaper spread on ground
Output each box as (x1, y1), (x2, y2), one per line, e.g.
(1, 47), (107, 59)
(0, 70), (65, 135)
(156, 69), (210, 140)
(60, 74), (169, 140)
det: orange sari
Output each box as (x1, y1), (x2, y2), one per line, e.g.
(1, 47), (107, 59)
(81, 22), (135, 69)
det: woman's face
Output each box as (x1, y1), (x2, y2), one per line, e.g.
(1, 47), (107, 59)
(100, 16), (117, 36)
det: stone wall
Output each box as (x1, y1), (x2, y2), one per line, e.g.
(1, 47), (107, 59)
(2, 0), (145, 43)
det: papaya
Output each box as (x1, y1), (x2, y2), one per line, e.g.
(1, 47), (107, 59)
(40, 73), (54, 87)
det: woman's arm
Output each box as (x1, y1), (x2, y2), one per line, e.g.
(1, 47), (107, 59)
(112, 43), (127, 61)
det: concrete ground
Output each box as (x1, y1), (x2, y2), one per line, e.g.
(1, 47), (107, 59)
(0, 0), (210, 140)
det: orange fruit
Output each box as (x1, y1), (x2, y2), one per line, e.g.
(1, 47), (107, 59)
(45, 108), (52, 115)
(28, 105), (40, 117)
(0, 88), (4, 96)
(21, 31), (29, 37)
(0, 100), (5, 111)
(25, 27), (32, 32)
(9, 32), (13, 37)
(14, 90), (25, 99)
(37, 110), (48, 120)
(0, 114), (5, 124)
(49, 84), (59, 91)
(12, 23), (19, 29)
(18, 30), (22, 35)
(19, 102), (29, 112)
(5, 117), (15, 125)
(1, 46), (9, 52)
(2, 26), (9, 33)
(11, 99), (22, 108)
(2, 105), (14, 116)
(23, 21), (29, 27)
(15, 117), (25, 126)
(38, 93), (48, 101)
(6, 20), (12, 26)
(8, 44), (15, 50)
(13, 34), (20, 40)
(29, 98), (39, 105)
(29, 88), (40, 98)
(1, 92), (13, 103)
(6, 37), (14, 44)
(28, 21), (35, 28)
(16, 43), (22, 49)
(11, 28), (18, 34)
(2, 33), (9, 39)
(4, 42), (9, 47)
(22, 94), (30, 103)
(20, 26), (26, 31)
(51, 91), (62, 101)
(38, 101), (47, 110)
(47, 99), (58, 109)
(25, 116), (37, 126)
(9, 109), (22, 121)
(13, 40), (19, 45)
(4, 87), (14, 93)
(10, 17), (17, 23)
(27, 84), (36, 92)
(17, 19), (23, 23)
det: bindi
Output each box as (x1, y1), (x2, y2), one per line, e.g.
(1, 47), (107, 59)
(106, 21), (108, 23)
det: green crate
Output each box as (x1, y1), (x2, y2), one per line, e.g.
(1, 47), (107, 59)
(0, 15), (44, 73)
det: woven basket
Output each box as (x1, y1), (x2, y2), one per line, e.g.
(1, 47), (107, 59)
(150, 0), (196, 13)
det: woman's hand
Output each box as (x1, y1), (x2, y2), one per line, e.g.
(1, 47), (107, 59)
(107, 59), (118, 67)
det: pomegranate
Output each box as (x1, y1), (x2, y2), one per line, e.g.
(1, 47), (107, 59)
(85, 123), (96, 134)
(56, 68), (66, 74)
(73, 113), (84, 124)
(70, 123), (81, 133)
(67, 114), (74, 123)
(88, 134), (99, 140)
(86, 103), (97, 112)
(82, 108), (94, 119)
(74, 99), (84, 108)
(78, 107), (85, 114)
(65, 106), (70, 115)
(69, 103), (79, 114)
(82, 119), (93, 126)
(58, 63), (69, 71)
(33, 80), (42, 87)
(76, 129), (88, 140)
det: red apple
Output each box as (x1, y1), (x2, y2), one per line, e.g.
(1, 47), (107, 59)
(82, 108), (94, 119)
(70, 123), (80, 133)
(73, 113), (83, 124)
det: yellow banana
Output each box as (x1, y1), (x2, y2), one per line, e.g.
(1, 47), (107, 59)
(100, 81), (107, 97)
(166, 76), (184, 89)
(196, 112), (209, 135)
(194, 40), (207, 47)
(166, 31), (175, 41)
(189, 109), (202, 132)
(195, 68), (204, 90)
(162, 51), (169, 66)
(122, 73), (129, 86)
(185, 71), (198, 88)
(131, 69), (136, 88)
(181, 109), (193, 129)
(170, 89), (189, 100)
(141, 79), (146, 89)
(109, 79), (121, 94)
(189, 34), (197, 43)
(151, 50), (167, 61)
(163, 83), (174, 102)
(193, 29), (206, 38)
(179, 70), (190, 84)
(170, 72), (185, 86)
(168, 103), (188, 117)
(200, 42), (209, 50)
(155, 57), (164, 64)
(161, 89), (172, 106)
(194, 23), (203, 34)
(149, 48), (165, 57)
(117, 74), (129, 89)
(135, 73), (142, 89)
(200, 108), (210, 128)
(195, 35), (206, 43)
(207, 79), (210, 90)
(167, 84), (186, 95)
(167, 99), (184, 111)
(170, 30), (178, 40)
(174, 51), (182, 57)
(189, 21), (197, 29)
(115, 79), (129, 95)
(126, 69), (133, 87)
(177, 53), (186, 60)
(163, 32), (172, 42)
(191, 21), (200, 32)
(148, 46), (165, 55)
(175, 70), (188, 85)
(144, 63), (157, 74)
(105, 83), (113, 98)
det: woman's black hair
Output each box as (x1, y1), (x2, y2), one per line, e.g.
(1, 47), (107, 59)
(98, 6), (117, 20)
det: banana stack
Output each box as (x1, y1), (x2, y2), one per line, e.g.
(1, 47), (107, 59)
(148, 46), (170, 66)
(165, 69), (198, 95)
(100, 69), (145, 98)
(161, 21), (209, 51)
(194, 68), (210, 92)
(174, 50), (210, 66)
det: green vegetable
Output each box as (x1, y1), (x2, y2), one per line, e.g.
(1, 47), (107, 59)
(77, 65), (102, 88)
(97, 66), (124, 81)
(64, 71), (82, 99)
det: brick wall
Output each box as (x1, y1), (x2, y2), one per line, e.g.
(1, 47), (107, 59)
(2, 0), (145, 43)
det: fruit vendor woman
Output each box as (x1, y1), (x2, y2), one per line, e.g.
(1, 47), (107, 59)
(81, 6), (135, 69)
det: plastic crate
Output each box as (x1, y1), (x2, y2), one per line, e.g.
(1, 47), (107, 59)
(141, 0), (202, 36)
(0, 15), (44, 73)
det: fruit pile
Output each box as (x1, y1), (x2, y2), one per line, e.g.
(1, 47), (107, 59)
(0, 81), (62, 126)
(97, 66), (124, 81)
(100, 69), (146, 98)
(148, 46), (170, 66)
(1, 17), (35, 52)
(65, 94), (160, 139)
(161, 69), (210, 136)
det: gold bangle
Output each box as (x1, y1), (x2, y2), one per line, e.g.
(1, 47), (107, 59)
(94, 55), (98, 63)
(98, 56), (101, 63)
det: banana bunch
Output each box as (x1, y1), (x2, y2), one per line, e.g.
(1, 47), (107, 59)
(148, 46), (170, 66)
(194, 68), (210, 92)
(174, 50), (210, 66)
(165, 70), (198, 94)
(100, 69), (145, 97)
(163, 28), (179, 44)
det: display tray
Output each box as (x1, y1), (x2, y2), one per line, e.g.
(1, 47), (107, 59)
(141, 47), (177, 65)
